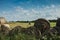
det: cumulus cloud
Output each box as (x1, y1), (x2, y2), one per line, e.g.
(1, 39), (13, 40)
(15, 5), (60, 20)
(0, 5), (60, 21)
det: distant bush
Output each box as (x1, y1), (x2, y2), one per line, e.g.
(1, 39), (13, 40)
(49, 20), (57, 22)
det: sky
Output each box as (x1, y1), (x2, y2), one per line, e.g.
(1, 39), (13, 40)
(0, 0), (60, 21)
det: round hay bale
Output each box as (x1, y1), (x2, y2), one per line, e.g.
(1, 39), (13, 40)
(2, 24), (10, 29)
(29, 21), (31, 25)
(1, 24), (10, 35)
(34, 18), (50, 39)
(22, 26), (35, 35)
(0, 17), (10, 35)
(0, 17), (7, 24)
(9, 26), (22, 36)
(49, 28), (57, 35)
(56, 18), (60, 26)
(34, 18), (50, 33)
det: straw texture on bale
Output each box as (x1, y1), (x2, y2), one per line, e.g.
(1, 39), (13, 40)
(1, 24), (10, 35)
(0, 17), (7, 24)
(34, 18), (50, 39)
(9, 26), (22, 36)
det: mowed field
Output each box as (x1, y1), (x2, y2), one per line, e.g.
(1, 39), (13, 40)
(8, 22), (56, 29)
(0, 22), (58, 40)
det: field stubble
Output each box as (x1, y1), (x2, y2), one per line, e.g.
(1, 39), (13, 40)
(8, 22), (56, 29)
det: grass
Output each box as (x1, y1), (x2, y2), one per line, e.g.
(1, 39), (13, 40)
(8, 22), (34, 29)
(50, 22), (56, 27)
(8, 22), (56, 29)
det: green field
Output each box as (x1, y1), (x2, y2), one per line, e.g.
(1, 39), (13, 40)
(8, 22), (56, 29)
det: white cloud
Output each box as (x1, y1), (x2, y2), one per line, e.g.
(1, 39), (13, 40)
(15, 5), (60, 20)
(51, 5), (55, 8)
(0, 5), (60, 21)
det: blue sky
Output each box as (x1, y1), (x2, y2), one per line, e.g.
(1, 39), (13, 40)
(0, 0), (60, 21)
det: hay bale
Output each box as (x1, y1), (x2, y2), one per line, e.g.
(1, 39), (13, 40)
(33, 18), (50, 39)
(22, 26), (35, 35)
(29, 21), (31, 25)
(0, 17), (7, 24)
(0, 17), (10, 35)
(56, 18), (60, 26)
(9, 26), (22, 36)
(0, 17), (7, 32)
(34, 18), (50, 34)
(1, 24), (10, 35)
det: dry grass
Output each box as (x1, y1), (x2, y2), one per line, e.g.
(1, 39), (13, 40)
(8, 22), (56, 29)
(8, 22), (34, 29)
